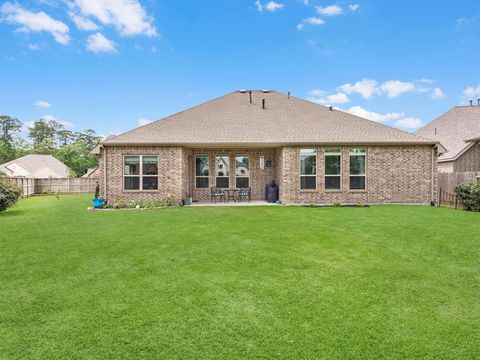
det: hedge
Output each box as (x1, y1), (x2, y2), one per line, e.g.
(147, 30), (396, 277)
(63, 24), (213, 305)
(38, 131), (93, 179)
(455, 182), (480, 211)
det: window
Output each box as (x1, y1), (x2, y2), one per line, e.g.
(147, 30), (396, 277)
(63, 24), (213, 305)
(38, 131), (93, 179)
(325, 148), (341, 190)
(300, 148), (317, 190)
(349, 148), (366, 190)
(215, 155), (229, 188)
(235, 155), (249, 188)
(195, 155), (209, 189)
(123, 155), (158, 191)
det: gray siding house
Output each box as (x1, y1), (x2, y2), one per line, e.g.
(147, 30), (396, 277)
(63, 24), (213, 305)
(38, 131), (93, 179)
(95, 90), (440, 205)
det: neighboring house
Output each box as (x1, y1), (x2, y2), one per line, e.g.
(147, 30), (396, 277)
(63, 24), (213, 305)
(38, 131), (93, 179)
(0, 154), (70, 178)
(94, 90), (441, 205)
(82, 167), (100, 179)
(416, 104), (480, 173)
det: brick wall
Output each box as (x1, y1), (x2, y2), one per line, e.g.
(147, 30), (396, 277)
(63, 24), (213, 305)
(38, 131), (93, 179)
(279, 145), (437, 205)
(98, 146), (185, 203)
(98, 144), (437, 205)
(454, 142), (480, 172)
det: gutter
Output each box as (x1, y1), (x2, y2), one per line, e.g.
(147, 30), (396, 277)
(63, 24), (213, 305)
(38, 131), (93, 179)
(101, 140), (441, 148)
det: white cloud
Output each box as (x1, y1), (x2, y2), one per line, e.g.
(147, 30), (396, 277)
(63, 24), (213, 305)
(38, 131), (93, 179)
(394, 117), (424, 130)
(69, 12), (99, 31)
(338, 79), (380, 99)
(72, 0), (156, 37)
(316, 5), (343, 16)
(380, 80), (416, 98)
(28, 43), (41, 51)
(86, 32), (117, 53)
(463, 85), (480, 98)
(35, 100), (51, 108)
(265, 1), (284, 11)
(349, 4), (360, 12)
(255, 0), (263, 12)
(347, 106), (404, 122)
(308, 92), (350, 105)
(431, 87), (445, 99)
(138, 118), (153, 126)
(297, 17), (325, 30)
(1, 2), (70, 45)
(40, 114), (75, 129)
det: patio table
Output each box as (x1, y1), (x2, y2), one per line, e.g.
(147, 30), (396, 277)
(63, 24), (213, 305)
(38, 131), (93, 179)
(224, 188), (238, 203)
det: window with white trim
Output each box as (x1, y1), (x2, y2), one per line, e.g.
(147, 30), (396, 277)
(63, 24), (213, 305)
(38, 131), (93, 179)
(300, 148), (317, 190)
(325, 148), (341, 190)
(235, 155), (249, 188)
(123, 155), (158, 191)
(215, 155), (229, 188)
(349, 148), (366, 190)
(195, 155), (209, 188)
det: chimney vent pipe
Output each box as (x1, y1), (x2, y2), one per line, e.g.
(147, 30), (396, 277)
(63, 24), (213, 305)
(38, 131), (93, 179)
(478, 99), (480, 106)
(249, 91), (252, 104)
(262, 99), (266, 109)
(470, 100), (473, 106)
(288, 91), (290, 99)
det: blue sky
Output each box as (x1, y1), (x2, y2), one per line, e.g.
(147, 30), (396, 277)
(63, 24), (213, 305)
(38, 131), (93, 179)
(0, 0), (479, 138)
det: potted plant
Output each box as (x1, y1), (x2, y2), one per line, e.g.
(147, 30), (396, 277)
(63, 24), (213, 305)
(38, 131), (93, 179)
(116, 197), (127, 209)
(183, 193), (192, 206)
(91, 182), (105, 208)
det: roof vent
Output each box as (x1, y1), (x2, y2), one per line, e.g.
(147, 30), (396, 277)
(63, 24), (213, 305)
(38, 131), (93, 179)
(262, 99), (266, 109)
(288, 91), (291, 99)
(329, 106), (333, 111)
(470, 100), (473, 106)
(478, 98), (480, 106)
(249, 91), (252, 104)
(239, 89), (247, 93)
(262, 89), (270, 93)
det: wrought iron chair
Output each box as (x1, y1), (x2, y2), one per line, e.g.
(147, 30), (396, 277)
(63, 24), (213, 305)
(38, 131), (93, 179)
(237, 187), (251, 202)
(210, 187), (225, 203)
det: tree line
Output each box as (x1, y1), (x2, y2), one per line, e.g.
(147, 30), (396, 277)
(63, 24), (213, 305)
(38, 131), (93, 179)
(0, 115), (102, 177)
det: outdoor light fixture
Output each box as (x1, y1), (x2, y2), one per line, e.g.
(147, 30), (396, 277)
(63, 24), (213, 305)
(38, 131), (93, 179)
(260, 156), (265, 170)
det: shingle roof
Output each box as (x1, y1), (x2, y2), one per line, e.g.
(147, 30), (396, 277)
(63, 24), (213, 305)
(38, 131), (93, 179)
(416, 106), (480, 162)
(104, 90), (436, 147)
(0, 154), (69, 176)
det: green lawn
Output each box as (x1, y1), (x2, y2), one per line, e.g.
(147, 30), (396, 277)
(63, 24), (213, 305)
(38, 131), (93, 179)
(1, 195), (479, 359)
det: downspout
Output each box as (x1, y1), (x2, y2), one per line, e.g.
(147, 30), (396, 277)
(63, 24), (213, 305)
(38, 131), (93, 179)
(431, 146), (435, 205)
(103, 145), (108, 202)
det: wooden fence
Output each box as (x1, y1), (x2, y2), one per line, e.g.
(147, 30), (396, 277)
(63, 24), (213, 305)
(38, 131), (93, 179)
(438, 188), (461, 209)
(5, 177), (37, 197)
(4, 177), (97, 196)
(438, 172), (479, 194)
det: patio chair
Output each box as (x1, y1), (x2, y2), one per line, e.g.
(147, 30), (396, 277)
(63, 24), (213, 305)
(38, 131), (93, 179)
(210, 187), (225, 203)
(237, 187), (251, 202)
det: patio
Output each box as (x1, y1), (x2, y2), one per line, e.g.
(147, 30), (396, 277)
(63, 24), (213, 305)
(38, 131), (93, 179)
(190, 200), (278, 207)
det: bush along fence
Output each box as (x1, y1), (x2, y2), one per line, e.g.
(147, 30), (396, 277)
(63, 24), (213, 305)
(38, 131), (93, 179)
(6, 177), (97, 196)
(439, 183), (480, 211)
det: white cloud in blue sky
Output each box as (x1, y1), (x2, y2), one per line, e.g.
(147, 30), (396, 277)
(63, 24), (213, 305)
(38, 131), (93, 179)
(0, 1), (477, 137)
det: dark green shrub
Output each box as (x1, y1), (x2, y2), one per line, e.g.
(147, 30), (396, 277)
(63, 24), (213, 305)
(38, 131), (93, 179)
(0, 180), (22, 212)
(455, 182), (480, 211)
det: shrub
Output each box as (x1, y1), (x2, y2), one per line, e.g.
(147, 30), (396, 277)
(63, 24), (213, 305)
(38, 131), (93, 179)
(0, 180), (23, 212)
(455, 182), (480, 211)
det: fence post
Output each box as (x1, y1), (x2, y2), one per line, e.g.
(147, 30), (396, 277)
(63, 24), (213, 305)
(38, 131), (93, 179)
(455, 194), (458, 210)
(438, 188), (442, 207)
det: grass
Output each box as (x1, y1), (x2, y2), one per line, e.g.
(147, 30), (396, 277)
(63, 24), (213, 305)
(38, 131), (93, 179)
(1, 195), (479, 359)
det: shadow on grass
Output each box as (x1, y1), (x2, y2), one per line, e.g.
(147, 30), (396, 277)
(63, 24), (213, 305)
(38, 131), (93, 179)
(0, 208), (25, 217)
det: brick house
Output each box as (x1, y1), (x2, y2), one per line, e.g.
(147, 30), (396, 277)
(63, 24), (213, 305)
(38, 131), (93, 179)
(94, 90), (440, 205)
(416, 104), (480, 173)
